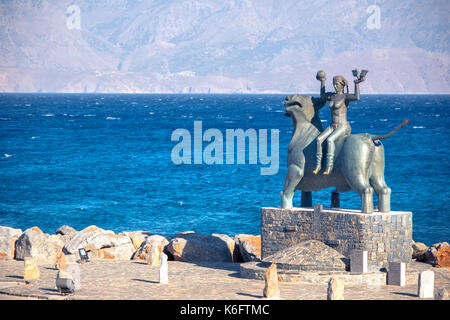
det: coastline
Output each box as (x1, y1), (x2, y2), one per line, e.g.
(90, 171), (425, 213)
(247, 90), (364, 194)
(0, 224), (449, 301)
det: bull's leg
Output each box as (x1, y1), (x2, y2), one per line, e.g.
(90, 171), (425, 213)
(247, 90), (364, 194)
(331, 190), (340, 208)
(370, 176), (391, 213)
(361, 186), (374, 214)
(281, 164), (304, 209)
(346, 177), (374, 213)
(377, 185), (391, 213)
(301, 191), (312, 207)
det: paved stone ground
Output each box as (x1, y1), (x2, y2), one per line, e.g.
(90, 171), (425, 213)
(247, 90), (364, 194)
(0, 260), (449, 300)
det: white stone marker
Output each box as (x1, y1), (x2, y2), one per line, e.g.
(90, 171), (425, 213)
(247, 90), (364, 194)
(387, 262), (405, 286)
(159, 252), (168, 284)
(350, 250), (368, 273)
(418, 270), (434, 299)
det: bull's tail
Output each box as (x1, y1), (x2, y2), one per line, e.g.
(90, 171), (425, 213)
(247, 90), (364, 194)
(371, 118), (409, 141)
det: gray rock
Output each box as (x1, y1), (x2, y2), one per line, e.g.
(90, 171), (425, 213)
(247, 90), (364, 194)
(411, 241), (428, 260)
(0, 226), (23, 239)
(212, 233), (240, 262)
(14, 227), (65, 264)
(55, 225), (78, 249)
(417, 242), (449, 266)
(63, 225), (112, 255)
(63, 225), (135, 260)
(56, 225), (78, 238)
(235, 234), (261, 262)
(119, 230), (152, 250)
(131, 234), (169, 262)
(167, 233), (233, 262)
(0, 226), (22, 260)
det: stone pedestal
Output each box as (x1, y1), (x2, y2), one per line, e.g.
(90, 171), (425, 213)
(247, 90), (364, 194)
(261, 205), (412, 271)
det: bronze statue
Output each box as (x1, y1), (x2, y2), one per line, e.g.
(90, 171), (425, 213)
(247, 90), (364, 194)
(280, 75), (409, 213)
(313, 69), (368, 175)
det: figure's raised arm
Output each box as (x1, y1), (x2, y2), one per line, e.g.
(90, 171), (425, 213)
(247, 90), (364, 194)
(316, 70), (332, 102)
(346, 69), (368, 102)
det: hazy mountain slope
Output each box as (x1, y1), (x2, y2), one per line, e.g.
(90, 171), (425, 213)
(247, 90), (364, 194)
(0, 0), (448, 93)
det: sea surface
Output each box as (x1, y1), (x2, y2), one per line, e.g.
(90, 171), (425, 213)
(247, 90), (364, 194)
(0, 93), (448, 245)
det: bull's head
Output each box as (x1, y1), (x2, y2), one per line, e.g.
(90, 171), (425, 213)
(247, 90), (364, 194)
(284, 94), (316, 123)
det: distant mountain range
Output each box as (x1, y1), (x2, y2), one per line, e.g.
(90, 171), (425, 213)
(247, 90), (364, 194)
(0, 0), (448, 93)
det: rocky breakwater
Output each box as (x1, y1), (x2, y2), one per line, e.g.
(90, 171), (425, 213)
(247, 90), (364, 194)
(0, 224), (261, 265)
(412, 241), (450, 268)
(1, 224), (447, 270)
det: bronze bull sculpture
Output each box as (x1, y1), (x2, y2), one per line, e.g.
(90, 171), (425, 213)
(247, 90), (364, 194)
(280, 94), (409, 213)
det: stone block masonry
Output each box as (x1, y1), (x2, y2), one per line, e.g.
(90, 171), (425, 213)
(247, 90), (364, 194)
(261, 205), (412, 271)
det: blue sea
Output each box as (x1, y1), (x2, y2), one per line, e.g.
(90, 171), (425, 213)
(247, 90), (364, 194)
(0, 93), (448, 245)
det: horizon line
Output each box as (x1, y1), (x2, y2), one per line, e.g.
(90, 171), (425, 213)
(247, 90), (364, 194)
(1, 91), (449, 95)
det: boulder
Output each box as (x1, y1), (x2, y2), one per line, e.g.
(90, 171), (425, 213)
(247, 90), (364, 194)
(85, 233), (135, 260)
(436, 244), (450, 268)
(55, 225), (78, 242)
(0, 226), (22, 261)
(63, 225), (113, 254)
(412, 241), (428, 260)
(167, 233), (233, 262)
(235, 234), (261, 262)
(417, 242), (450, 266)
(63, 225), (135, 260)
(120, 231), (153, 250)
(14, 227), (66, 264)
(132, 235), (169, 263)
(212, 233), (240, 262)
